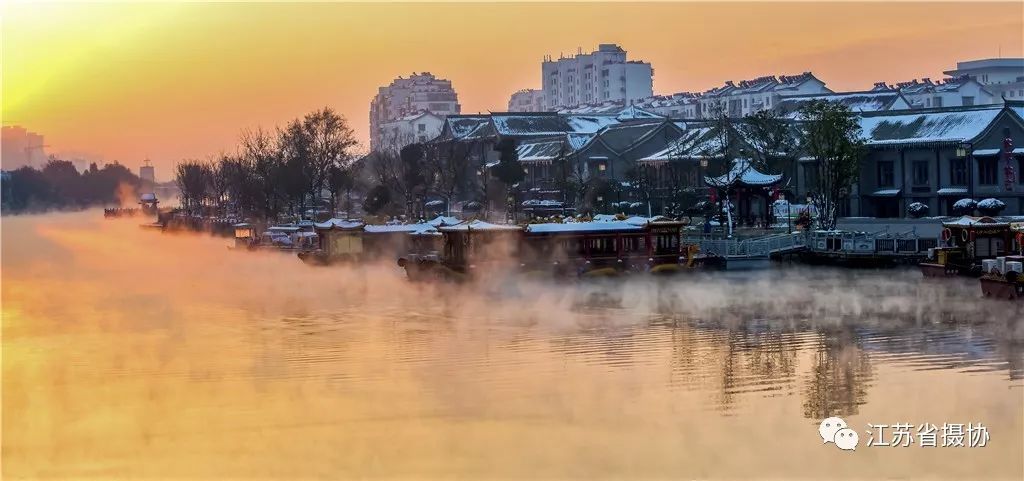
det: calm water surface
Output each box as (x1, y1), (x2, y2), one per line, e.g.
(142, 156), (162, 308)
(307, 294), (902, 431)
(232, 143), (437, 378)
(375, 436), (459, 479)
(3, 212), (1023, 479)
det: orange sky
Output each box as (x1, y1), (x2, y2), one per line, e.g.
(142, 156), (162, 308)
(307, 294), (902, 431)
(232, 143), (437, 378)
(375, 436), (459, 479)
(3, 1), (1023, 181)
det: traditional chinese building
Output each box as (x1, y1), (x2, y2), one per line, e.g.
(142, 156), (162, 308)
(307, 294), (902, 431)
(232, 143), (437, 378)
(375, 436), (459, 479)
(704, 158), (784, 227)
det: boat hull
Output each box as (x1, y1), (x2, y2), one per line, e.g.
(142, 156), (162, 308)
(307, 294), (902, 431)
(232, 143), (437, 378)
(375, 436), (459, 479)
(919, 262), (958, 277)
(980, 277), (1023, 300)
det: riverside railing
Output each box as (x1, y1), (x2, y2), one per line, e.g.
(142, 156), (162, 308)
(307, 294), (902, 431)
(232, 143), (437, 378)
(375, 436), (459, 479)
(684, 232), (808, 258)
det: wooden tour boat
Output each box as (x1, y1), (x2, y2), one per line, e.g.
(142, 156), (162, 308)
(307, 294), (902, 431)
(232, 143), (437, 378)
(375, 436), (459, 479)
(919, 216), (1015, 277)
(399, 216), (698, 281)
(298, 217), (455, 266)
(231, 223), (319, 252)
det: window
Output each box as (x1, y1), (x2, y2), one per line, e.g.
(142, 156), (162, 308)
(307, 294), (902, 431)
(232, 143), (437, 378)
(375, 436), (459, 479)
(933, 97), (943, 108)
(962, 96), (975, 106)
(950, 157), (967, 186)
(877, 161), (894, 187)
(417, 123), (426, 132)
(978, 157), (998, 185)
(912, 160), (929, 185)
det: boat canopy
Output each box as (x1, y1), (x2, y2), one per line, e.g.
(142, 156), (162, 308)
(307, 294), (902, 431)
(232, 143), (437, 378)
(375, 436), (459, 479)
(526, 221), (643, 234)
(314, 219), (365, 230)
(942, 216), (1009, 228)
(439, 220), (522, 232)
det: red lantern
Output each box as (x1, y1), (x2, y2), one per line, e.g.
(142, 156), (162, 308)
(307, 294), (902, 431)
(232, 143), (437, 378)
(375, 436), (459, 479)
(709, 188), (717, 203)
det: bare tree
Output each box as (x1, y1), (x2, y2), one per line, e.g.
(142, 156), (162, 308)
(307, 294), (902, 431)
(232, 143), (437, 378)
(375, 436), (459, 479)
(425, 140), (472, 216)
(241, 127), (284, 220)
(303, 107), (358, 208)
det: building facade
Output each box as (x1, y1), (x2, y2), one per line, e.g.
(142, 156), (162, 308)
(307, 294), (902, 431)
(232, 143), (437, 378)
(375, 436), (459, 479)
(850, 103), (1024, 218)
(369, 72), (460, 151)
(696, 73), (831, 118)
(943, 58), (1024, 101)
(892, 77), (997, 108)
(378, 111), (446, 150)
(508, 89), (546, 112)
(1, 126), (47, 170)
(540, 44), (653, 110)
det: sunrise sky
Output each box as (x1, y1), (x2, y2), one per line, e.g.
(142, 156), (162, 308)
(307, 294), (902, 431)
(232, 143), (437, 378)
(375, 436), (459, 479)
(3, 1), (1023, 180)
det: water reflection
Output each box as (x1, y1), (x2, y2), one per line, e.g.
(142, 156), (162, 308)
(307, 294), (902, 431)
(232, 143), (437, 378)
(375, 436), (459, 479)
(2, 211), (1022, 479)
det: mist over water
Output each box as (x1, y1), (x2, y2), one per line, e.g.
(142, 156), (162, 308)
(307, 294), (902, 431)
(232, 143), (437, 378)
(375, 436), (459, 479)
(3, 211), (1022, 479)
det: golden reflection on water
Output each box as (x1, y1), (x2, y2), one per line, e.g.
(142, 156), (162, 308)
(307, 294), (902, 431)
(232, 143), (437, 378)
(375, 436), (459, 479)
(3, 211), (1023, 479)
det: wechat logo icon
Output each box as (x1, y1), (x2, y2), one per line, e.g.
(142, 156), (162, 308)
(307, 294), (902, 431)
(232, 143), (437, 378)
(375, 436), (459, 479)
(819, 417), (859, 451)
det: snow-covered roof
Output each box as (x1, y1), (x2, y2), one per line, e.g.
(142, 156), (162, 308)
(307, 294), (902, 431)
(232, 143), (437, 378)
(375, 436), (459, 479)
(870, 189), (902, 197)
(973, 147), (1024, 156)
(268, 225), (302, 232)
(638, 126), (715, 162)
(439, 220), (522, 232)
(563, 115), (622, 134)
(364, 223), (438, 235)
(859, 106), (1003, 146)
(615, 105), (663, 121)
(624, 215), (672, 226)
(444, 116), (491, 140)
(704, 158), (783, 187)
(428, 215), (462, 227)
(522, 199), (564, 207)
(591, 120), (666, 153)
(776, 90), (908, 117)
(491, 114), (572, 137)
(139, 193), (157, 201)
(314, 218), (365, 230)
(517, 138), (566, 162)
(525, 220), (643, 234)
(566, 133), (594, 151)
(937, 187), (968, 195)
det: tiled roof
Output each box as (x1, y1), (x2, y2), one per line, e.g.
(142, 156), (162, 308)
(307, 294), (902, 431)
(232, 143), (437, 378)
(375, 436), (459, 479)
(594, 120), (665, 152)
(704, 158), (783, 187)
(491, 114), (573, 137)
(859, 105), (1003, 146)
(776, 90), (907, 116)
(516, 138), (567, 162)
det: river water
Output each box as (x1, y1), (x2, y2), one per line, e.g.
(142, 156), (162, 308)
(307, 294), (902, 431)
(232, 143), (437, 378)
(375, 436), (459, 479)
(3, 212), (1022, 479)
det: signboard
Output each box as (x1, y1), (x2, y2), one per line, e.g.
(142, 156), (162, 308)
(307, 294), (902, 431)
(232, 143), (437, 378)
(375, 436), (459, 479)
(1004, 137), (1017, 191)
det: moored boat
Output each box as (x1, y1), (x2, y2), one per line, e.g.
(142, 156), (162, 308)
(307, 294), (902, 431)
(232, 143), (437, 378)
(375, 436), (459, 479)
(399, 216), (699, 281)
(919, 216), (1015, 277)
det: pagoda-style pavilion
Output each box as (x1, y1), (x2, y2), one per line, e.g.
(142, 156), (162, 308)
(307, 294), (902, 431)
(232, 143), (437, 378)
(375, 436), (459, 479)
(704, 159), (784, 228)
